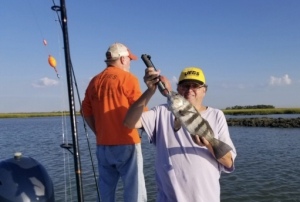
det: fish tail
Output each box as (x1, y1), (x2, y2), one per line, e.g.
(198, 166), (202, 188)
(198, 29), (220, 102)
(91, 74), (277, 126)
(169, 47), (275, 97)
(211, 139), (232, 160)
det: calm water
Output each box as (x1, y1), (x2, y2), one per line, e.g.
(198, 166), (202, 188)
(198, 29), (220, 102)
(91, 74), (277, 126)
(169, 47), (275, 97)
(0, 116), (300, 202)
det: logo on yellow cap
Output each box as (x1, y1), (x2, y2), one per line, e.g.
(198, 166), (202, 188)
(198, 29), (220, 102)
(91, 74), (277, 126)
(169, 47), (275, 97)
(183, 70), (200, 77)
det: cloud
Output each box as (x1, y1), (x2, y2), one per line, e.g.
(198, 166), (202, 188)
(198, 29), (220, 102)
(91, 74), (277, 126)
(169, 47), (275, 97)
(32, 77), (59, 88)
(269, 74), (292, 86)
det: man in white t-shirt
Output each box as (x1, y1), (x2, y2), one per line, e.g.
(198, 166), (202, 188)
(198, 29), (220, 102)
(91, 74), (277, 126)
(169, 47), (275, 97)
(124, 66), (237, 202)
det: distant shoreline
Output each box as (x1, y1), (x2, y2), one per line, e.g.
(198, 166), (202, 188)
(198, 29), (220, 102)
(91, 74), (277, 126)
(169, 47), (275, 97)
(1, 109), (300, 128)
(1, 108), (300, 118)
(222, 108), (300, 115)
(0, 112), (75, 118)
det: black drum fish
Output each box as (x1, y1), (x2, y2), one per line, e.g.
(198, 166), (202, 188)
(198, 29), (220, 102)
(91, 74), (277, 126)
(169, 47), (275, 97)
(167, 91), (232, 159)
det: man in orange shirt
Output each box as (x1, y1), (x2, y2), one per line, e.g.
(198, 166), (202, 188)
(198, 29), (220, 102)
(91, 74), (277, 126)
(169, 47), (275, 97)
(81, 43), (147, 202)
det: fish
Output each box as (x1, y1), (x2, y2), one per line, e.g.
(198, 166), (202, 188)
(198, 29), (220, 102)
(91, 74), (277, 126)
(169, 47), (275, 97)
(167, 91), (232, 159)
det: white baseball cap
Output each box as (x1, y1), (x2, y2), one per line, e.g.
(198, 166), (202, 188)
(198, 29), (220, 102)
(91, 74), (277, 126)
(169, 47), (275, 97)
(105, 43), (137, 62)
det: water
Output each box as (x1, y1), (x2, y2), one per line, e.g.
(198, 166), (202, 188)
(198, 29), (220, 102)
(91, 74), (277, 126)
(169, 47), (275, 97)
(0, 116), (300, 202)
(220, 127), (300, 202)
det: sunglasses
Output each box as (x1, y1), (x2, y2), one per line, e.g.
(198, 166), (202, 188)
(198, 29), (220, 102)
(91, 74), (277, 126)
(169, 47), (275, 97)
(178, 83), (206, 90)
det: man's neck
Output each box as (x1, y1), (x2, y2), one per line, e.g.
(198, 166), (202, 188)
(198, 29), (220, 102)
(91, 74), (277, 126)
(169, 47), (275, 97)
(195, 105), (207, 112)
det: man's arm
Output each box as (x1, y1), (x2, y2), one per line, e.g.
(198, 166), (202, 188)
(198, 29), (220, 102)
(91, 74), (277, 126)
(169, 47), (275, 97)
(83, 115), (96, 134)
(124, 67), (162, 129)
(123, 88), (156, 129)
(192, 136), (233, 168)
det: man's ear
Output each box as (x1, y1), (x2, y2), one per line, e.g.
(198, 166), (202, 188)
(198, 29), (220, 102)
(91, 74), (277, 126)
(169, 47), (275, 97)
(119, 56), (125, 64)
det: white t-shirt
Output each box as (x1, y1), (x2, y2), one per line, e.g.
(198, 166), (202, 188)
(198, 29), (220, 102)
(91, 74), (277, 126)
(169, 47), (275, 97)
(141, 104), (237, 202)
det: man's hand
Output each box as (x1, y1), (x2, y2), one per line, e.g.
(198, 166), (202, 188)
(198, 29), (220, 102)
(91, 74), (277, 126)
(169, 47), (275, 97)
(143, 67), (160, 91)
(191, 135), (209, 147)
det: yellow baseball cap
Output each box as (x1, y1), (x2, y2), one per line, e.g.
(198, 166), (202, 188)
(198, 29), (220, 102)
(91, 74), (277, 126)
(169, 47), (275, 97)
(178, 67), (206, 84)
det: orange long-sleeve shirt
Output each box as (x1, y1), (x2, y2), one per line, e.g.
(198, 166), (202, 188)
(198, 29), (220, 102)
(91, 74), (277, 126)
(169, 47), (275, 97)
(81, 66), (146, 145)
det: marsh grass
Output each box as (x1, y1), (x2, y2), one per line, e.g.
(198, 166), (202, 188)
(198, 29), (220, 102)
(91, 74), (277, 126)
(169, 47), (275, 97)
(223, 108), (300, 115)
(1, 108), (300, 118)
(0, 112), (80, 118)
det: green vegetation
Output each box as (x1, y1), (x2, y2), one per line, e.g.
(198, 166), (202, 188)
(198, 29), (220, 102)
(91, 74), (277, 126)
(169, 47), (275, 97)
(223, 108), (300, 115)
(0, 108), (300, 118)
(223, 105), (300, 115)
(225, 105), (275, 110)
(0, 112), (80, 118)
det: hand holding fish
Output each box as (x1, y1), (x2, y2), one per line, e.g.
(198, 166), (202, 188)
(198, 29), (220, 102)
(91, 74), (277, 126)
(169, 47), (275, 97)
(191, 135), (209, 147)
(191, 135), (217, 158)
(192, 134), (233, 167)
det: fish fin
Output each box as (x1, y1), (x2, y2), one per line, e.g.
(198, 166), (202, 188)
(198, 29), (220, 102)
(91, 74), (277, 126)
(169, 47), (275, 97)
(173, 118), (181, 132)
(211, 138), (232, 160)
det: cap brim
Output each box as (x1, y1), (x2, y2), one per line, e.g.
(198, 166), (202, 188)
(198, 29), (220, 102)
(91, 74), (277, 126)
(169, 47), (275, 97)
(178, 79), (205, 85)
(128, 49), (137, 60)
(129, 54), (137, 60)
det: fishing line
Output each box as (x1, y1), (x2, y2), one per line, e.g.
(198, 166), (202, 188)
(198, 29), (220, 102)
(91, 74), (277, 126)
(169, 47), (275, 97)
(50, 0), (101, 201)
(26, 0), (81, 200)
(48, 1), (76, 201)
(26, 1), (74, 201)
(71, 65), (101, 201)
(28, 0), (73, 200)
(26, 0), (48, 56)
(27, 0), (60, 78)
(58, 53), (74, 201)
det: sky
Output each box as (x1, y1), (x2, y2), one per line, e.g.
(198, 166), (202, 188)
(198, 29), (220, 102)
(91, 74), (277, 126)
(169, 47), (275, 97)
(1, 0), (299, 113)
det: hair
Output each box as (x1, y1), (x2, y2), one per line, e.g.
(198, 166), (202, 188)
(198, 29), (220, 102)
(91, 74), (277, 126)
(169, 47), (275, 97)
(105, 58), (119, 66)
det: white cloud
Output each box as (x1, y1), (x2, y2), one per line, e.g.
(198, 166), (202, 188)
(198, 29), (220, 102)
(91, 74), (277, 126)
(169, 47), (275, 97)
(32, 77), (59, 88)
(269, 74), (292, 86)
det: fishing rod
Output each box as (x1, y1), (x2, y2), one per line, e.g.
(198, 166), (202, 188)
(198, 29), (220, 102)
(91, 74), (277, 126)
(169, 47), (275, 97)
(141, 54), (170, 97)
(52, 0), (84, 201)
